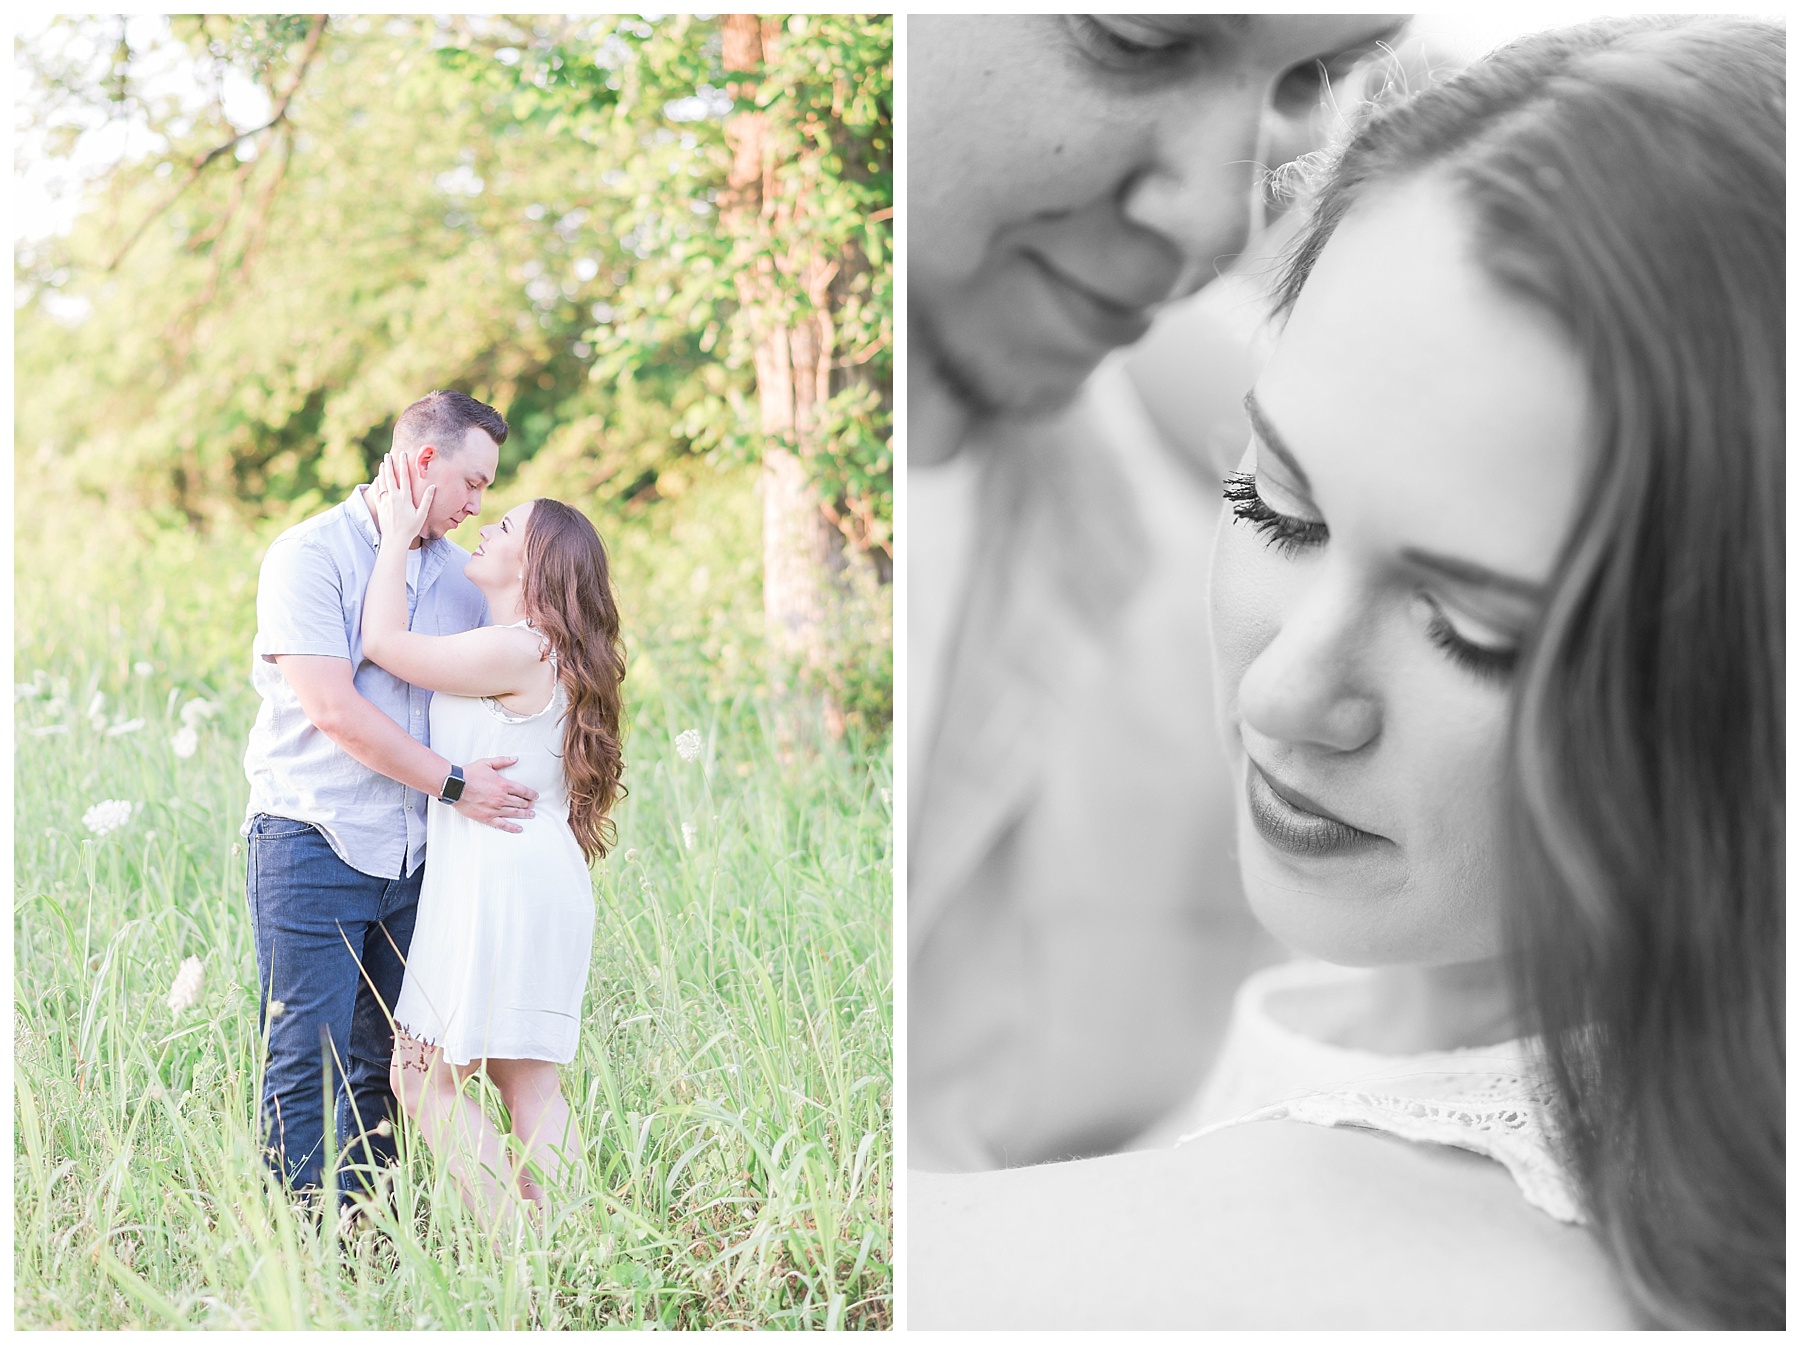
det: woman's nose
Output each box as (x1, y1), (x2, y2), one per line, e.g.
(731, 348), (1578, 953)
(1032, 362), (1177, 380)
(1236, 567), (1381, 754)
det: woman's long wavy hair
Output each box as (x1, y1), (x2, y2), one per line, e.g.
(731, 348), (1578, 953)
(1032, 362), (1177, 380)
(519, 499), (627, 862)
(1270, 17), (1783, 1329)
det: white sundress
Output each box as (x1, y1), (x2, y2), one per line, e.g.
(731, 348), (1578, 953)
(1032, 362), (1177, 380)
(1178, 958), (1583, 1225)
(393, 628), (596, 1066)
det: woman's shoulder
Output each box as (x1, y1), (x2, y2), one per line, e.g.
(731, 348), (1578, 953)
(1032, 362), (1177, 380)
(1170, 1121), (1632, 1325)
(909, 1122), (1635, 1329)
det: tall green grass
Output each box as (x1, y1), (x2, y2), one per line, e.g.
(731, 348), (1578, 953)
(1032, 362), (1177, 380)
(14, 475), (893, 1329)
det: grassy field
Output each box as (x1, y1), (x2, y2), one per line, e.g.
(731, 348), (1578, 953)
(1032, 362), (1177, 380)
(13, 472), (893, 1329)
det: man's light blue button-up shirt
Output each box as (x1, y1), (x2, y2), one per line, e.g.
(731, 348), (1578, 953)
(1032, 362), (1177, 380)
(241, 484), (488, 878)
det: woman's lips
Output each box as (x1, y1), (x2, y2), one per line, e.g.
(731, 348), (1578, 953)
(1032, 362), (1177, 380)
(1245, 759), (1385, 859)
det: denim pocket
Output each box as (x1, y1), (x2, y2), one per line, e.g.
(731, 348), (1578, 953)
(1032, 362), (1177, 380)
(248, 814), (317, 841)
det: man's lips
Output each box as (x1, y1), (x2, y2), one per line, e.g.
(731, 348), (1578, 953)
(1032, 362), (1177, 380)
(1018, 250), (1158, 349)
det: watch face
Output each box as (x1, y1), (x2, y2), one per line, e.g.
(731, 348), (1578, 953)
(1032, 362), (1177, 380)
(442, 771), (465, 803)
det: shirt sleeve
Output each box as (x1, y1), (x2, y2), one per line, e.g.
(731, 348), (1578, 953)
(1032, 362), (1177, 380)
(255, 536), (352, 662)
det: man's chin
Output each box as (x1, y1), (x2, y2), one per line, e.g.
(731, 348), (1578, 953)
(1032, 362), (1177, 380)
(925, 322), (1097, 422)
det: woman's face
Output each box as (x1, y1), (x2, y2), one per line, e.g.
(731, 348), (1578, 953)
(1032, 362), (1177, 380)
(467, 501), (534, 589)
(1210, 176), (1590, 968)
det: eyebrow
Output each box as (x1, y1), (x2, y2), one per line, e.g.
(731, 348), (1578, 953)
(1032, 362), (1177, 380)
(1401, 548), (1546, 602)
(1243, 389), (1313, 494)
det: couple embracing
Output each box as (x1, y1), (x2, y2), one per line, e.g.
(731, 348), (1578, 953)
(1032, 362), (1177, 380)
(241, 389), (625, 1232)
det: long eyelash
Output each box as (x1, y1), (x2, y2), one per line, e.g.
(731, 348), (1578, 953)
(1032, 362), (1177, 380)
(1425, 612), (1519, 682)
(1223, 471), (1328, 557)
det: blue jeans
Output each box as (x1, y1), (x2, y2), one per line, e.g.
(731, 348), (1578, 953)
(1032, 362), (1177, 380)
(244, 814), (421, 1198)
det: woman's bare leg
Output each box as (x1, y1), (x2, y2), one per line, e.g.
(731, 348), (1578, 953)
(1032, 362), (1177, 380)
(487, 1058), (580, 1212)
(389, 1031), (532, 1233)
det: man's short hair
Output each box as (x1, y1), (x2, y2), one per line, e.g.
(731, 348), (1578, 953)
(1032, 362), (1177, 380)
(393, 390), (508, 456)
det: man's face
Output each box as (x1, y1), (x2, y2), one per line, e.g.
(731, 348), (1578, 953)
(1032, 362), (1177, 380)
(414, 427), (499, 541)
(911, 15), (1408, 418)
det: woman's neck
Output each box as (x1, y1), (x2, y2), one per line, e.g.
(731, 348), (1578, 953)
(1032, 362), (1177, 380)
(483, 587), (528, 628)
(1294, 958), (1518, 1055)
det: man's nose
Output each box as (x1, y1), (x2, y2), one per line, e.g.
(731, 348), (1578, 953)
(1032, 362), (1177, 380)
(1236, 564), (1381, 755)
(1118, 84), (1269, 293)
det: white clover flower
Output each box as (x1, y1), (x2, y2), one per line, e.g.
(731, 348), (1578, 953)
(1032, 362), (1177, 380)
(681, 822), (696, 849)
(374, 1118), (392, 1138)
(106, 718), (146, 737)
(171, 725), (199, 759)
(166, 956), (205, 1013)
(266, 998), (286, 1018)
(83, 799), (135, 836)
(179, 698), (217, 729)
(675, 728), (702, 762)
(622, 848), (638, 864)
(133, 661), (154, 678)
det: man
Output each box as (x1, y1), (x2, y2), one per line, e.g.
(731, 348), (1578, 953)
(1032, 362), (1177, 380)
(910, 16), (1409, 1170)
(242, 389), (537, 1199)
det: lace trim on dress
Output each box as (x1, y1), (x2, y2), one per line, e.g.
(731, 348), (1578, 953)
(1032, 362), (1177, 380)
(1173, 960), (1585, 1226)
(1181, 1078), (1582, 1225)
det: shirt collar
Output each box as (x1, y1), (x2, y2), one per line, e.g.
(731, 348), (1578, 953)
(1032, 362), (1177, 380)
(346, 483), (383, 551)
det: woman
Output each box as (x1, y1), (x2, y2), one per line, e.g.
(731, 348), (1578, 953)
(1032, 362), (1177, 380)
(911, 16), (1781, 1330)
(361, 456), (626, 1231)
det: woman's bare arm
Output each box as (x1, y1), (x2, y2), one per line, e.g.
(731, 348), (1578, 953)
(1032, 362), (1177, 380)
(908, 1121), (1635, 1330)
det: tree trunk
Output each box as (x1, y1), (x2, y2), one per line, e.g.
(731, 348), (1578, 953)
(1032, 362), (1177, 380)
(721, 14), (846, 730)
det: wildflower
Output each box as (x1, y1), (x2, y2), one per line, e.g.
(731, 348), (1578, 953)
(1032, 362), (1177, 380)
(267, 999), (286, 1018)
(133, 661), (154, 678)
(675, 728), (702, 762)
(13, 682), (39, 701)
(374, 1118), (393, 1138)
(106, 718), (146, 737)
(171, 725), (199, 759)
(681, 822), (696, 849)
(166, 955), (205, 1012)
(622, 848), (638, 864)
(179, 698), (217, 729)
(82, 799), (135, 836)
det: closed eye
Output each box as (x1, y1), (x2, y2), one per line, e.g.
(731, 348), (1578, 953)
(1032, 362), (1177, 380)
(1224, 471), (1328, 556)
(1065, 15), (1201, 72)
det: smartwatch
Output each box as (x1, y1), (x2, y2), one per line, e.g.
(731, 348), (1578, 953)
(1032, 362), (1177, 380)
(437, 764), (466, 805)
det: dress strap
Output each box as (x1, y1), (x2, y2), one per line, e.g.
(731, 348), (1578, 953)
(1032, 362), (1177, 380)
(495, 618), (558, 664)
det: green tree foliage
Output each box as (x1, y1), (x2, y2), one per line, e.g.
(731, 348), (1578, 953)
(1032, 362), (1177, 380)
(16, 15), (891, 723)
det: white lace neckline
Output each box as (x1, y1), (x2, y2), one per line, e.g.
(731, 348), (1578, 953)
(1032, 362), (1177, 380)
(1178, 959), (1583, 1225)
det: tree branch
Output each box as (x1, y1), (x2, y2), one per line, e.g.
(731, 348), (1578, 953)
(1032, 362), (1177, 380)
(104, 14), (327, 272)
